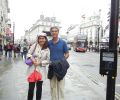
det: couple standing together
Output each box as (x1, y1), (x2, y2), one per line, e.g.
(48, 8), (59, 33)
(27, 26), (69, 100)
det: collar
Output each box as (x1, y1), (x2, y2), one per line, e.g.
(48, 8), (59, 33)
(52, 38), (60, 44)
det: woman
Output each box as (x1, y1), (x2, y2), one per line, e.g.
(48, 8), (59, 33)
(27, 33), (50, 100)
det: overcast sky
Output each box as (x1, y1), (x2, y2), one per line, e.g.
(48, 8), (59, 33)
(9, 0), (110, 39)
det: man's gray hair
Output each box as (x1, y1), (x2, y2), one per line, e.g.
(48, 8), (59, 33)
(50, 26), (59, 32)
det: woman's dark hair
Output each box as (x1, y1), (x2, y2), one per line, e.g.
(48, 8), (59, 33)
(37, 36), (48, 50)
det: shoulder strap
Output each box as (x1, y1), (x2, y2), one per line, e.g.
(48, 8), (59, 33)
(31, 43), (37, 55)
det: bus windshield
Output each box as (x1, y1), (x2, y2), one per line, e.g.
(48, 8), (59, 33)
(76, 41), (85, 48)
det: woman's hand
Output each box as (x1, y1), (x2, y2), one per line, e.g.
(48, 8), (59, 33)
(33, 59), (41, 66)
(31, 58), (36, 64)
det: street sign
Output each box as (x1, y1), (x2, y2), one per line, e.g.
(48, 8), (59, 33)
(102, 53), (114, 62)
(100, 49), (117, 77)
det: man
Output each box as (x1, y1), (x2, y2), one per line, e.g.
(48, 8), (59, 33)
(0, 42), (3, 60)
(4, 44), (7, 57)
(48, 26), (69, 100)
(7, 42), (13, 57)
(22, 46), (28, 59)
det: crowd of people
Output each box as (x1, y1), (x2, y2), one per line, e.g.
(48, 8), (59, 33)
(0, 42), (30, 60)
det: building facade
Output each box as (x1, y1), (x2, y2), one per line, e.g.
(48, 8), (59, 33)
(0, 0), (11, 45)
(79, 12), (103, 47)
(24, 15), (61, 43)
(103, 4), (120, 42)
(66, 25), (80, 43)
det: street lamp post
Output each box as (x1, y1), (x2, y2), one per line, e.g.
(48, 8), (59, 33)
(97, 26), (100, 52)
(13, 22), (15, 45)
(13, 22), (15, 57)
(106, 0), (119, 100)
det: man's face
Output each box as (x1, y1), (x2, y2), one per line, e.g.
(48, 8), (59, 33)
(51, 28), (59, 38)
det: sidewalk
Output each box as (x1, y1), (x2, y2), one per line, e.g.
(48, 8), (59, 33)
(0, 57), (106, 100)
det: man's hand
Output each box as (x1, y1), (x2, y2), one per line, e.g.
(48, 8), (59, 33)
(64, 52), (69, 59)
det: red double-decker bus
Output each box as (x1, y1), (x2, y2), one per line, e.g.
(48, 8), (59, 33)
(73, 34), (87, 52)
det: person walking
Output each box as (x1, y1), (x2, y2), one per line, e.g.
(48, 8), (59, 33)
(48, 26), (69, 100)
(7, 42), (13, 57)
(0, 42), (3, 60)
(13, 44), (17, 58)
(23, 46), (28, 59)
(26, 33), (50, 100)
(20, 46), (24, 59)
(16, 44), (21, 57)
(4, 44), (7, 57)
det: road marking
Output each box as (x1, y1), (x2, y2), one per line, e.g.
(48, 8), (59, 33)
(115, 92), (120, 100)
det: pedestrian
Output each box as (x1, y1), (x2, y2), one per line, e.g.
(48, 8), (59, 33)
(7, 42), (12, 57)
(4, 44), (7, 57)
(13, 44), (17, 58)
(26, 33), (50, 100)
(88, 45), (90, 52)
(23, 46), (28, 59)
(20, 46), (23, 59)
(48, 26), (69, 100)
(0, 42), (3, 60)
(16, 44), (21, 57)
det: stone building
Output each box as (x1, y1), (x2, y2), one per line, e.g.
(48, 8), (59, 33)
(80, 13), (103, 47)
(0, 0), (11, 45)
(24, 15), (61, 43)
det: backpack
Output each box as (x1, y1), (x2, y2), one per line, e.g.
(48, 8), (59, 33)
(23, 47), (28, 52)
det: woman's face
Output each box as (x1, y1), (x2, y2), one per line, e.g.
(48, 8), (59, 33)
(38, 36), (46, 46)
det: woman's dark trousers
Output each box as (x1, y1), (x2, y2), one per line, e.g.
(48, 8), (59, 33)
(27, 81), (43, 100)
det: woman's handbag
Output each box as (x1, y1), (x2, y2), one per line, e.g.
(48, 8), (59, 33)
(25, 44), (37, 66)
(25, 58), (33, 66)
(28, 68), (42, 82)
